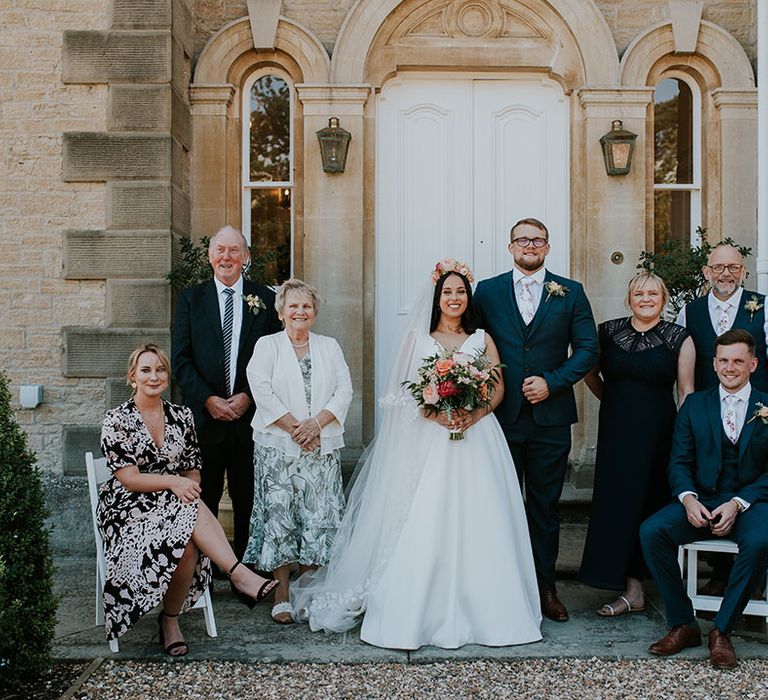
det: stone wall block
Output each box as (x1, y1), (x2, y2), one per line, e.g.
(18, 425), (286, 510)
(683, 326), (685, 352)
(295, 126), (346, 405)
(172, 89), (191, 149)
(63, 132), (171, 181)
(171, 184), (191, 235)
(111, 0), (171, 28)
(63, 327), (171, 377)
(172, 0), (195, 57)
(106, 378), (132, 408)
(107, 182), (172, 229)
(63, 230), (171, 279)
(62, 426), (102, 474)
(108, 85), (171, 131)
(107, 279), (171, 327)
(63, 31), (171, 84)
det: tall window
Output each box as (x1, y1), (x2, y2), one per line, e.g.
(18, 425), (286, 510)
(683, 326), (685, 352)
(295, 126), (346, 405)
(242, 71), (293, 285)
(653, 75), (701, 247)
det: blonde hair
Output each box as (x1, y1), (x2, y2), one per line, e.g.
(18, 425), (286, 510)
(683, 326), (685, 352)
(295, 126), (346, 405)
(126, 343), (171, 393)
(275, 278), (321, 316)
(626, 271), (670, 309)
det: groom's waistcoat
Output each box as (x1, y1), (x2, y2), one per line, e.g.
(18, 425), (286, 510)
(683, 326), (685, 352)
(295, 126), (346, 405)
(685, 293), (768, 392)
(473, 270), (598, 428)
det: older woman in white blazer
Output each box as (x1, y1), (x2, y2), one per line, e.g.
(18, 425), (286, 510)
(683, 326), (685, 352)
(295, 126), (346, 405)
(244, 278), (353, 624)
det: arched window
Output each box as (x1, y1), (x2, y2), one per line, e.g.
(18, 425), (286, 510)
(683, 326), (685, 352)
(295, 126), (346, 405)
(653, 73), (702, 248)
(242, 70), (293, 284)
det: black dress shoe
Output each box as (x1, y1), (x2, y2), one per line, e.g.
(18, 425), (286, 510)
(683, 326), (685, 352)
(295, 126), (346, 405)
(540, 586), (569, 621)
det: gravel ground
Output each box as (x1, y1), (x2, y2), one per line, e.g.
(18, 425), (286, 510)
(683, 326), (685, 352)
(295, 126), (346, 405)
(73, 658), (768, 699)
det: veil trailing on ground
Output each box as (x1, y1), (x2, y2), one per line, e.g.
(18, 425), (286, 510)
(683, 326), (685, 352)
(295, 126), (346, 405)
(291, 283), (436, 632)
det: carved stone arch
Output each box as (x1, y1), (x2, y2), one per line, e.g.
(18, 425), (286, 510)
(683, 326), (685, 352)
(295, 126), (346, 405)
(333, 0), (618, 87)
(194, 16), (330, 85)
(621, 20), (754, 89)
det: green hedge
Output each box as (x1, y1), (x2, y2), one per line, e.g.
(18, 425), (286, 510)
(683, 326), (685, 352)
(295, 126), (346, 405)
(0, 371), (57, 689)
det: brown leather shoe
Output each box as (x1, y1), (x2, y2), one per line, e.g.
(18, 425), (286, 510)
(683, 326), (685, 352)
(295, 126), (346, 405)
(708, 629), (737, 669)
(540, 586), (569, 622)
(648, 623), (701, 656)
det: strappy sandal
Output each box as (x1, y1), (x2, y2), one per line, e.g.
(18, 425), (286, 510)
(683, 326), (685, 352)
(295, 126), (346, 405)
(227, 561), (279, 609)
(271, 601), (296, 624)
(158, 611), (188, 656)
(597, 594), (646, 617)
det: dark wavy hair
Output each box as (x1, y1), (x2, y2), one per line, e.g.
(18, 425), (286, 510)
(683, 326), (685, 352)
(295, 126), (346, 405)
(429, 271), (477, 334)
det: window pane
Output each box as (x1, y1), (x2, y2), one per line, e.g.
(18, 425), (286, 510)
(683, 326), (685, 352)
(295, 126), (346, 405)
(249, 188), (291, 285)
(654, 189), (691, 247)
(249, 75), (290, 182)
(654, 78), (693, 184)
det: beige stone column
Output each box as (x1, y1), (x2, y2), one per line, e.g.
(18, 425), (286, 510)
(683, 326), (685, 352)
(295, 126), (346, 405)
(572, 87), (654, 477)
(189, 84), (236, 238)
(295, 84), (371, 453)
(712, 89), (757, 255)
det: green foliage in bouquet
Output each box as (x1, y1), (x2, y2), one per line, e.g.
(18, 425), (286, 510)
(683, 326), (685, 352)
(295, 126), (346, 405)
(167, 236), (283, 293)
(0, 372), (57, 690)
(637, 228), (752, 317)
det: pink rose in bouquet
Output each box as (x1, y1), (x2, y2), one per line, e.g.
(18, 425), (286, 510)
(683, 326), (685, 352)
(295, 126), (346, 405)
(422, 383), (440, 405)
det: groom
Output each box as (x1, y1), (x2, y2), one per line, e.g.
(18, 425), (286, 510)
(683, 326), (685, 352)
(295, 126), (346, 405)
(474, 217), (598, 621)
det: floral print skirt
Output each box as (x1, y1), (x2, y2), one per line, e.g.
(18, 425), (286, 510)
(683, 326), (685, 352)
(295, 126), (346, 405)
(244, 444), (346, 570)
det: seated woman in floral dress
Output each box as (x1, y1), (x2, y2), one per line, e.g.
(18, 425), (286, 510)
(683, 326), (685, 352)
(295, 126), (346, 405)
(98, 344), (278, 655)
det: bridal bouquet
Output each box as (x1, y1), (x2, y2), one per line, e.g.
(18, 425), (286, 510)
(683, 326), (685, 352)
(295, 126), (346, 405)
(403, 347), (502, 440)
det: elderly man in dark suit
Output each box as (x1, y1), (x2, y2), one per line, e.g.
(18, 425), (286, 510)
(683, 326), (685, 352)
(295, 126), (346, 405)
(172, 225), (282, 564)
(474, 217), (598, 622)
(640, 329), (768, 669)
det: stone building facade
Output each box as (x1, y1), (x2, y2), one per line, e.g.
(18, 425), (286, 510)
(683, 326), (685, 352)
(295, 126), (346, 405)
(1, 0), (759, 490)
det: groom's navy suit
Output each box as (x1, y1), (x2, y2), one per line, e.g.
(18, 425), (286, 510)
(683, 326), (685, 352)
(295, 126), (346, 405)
(474, 269), (598, 587)
(640, 386), (768, 633)
(172, 278), (281, 559)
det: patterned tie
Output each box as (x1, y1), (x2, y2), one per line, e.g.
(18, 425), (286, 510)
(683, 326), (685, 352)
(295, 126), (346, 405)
(716, 303), (731, 336)
(222, 287), (235, 397)
(723, 394), (740, 445)
(519, 278), (536, 325)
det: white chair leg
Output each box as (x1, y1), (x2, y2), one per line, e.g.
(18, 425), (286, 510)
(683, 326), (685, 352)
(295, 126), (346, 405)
(109, 637), (119, 653)
(677, 546), (684, 576)
(686, 548), (698, 612)
(202, 588), (218, 638)
(95, 562), (104, 626)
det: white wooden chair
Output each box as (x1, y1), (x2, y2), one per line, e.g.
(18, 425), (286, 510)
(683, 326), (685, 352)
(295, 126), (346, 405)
(678, 539), (768, 622)
(85, 452), (218, 652)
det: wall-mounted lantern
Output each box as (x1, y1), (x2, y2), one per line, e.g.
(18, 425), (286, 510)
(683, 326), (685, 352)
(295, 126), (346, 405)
(600, 119), (637, 176)
(316, 117), (351, 173)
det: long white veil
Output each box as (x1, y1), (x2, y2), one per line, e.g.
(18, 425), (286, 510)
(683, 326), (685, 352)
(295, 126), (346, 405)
(291, 283), (436, 632)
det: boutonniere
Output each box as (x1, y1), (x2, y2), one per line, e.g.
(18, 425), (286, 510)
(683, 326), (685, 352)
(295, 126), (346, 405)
(242, 293), (266, 316)
(747, 402), (768, 425)
(544, 280), (569, 302)
(744, 295), (764, 322)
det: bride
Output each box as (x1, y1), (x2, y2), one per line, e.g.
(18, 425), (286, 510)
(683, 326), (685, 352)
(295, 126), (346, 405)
(291, 260), (541, 649)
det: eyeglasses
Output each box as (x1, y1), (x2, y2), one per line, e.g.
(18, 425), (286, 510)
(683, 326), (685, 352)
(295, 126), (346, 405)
(511, 237), (548, 249)
(707, 264), (744, 275)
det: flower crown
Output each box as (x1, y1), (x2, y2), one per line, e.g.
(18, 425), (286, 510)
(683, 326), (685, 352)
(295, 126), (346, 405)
(431, 258), (475, 285)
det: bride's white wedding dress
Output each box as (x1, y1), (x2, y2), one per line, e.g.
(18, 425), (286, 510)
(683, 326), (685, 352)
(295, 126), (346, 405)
(291, 326), (541, 650)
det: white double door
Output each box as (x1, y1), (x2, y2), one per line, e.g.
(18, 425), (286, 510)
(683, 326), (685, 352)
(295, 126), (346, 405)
(375, 74), (569, 406)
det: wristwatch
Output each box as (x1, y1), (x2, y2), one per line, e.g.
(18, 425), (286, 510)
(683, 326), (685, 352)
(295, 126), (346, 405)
(731, 498), (744, 513)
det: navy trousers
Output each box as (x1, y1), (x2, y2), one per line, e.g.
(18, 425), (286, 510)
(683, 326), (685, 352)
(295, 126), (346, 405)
(640, 499), (768, 633)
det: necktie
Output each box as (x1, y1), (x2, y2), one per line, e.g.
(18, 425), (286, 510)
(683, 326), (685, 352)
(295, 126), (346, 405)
(716, 304), (731, 336)
(222, 288), (235, 397)
(519, 278), (535, 325)
(723, 394), (739, 445)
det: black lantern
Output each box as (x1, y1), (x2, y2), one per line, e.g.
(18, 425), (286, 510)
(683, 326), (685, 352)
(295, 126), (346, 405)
(316, 117), (351, 173)
(599, 119), (637, 176)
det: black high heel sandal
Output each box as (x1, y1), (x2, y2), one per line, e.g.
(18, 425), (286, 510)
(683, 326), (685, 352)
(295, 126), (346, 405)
(158, 610), (188, 657)
(227, 561), (278, 609)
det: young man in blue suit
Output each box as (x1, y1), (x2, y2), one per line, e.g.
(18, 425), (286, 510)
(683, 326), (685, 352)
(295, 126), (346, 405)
(474, 217), (598, 621)
(640, 329), (768, 669)
(172, 226), (281, 565)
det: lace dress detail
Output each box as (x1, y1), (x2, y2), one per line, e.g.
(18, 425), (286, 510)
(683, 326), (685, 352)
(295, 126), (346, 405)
(602, 317), (688, 355)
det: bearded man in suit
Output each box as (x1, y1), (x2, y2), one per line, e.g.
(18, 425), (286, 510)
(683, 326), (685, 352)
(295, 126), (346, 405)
(172, 225), (282, 563)
(640, 329), (768, 669)
(474, 217), (598, 622)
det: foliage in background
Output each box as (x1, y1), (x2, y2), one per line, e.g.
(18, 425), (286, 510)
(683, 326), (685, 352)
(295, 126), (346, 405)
(638, 227), (752, 317)
(0, 372), (57, 690)
(167, 236), (282, 293)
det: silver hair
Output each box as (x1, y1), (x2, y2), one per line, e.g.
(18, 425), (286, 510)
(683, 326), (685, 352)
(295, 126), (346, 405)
(208, 225), (249, 255)
(275, 278), (321, 316)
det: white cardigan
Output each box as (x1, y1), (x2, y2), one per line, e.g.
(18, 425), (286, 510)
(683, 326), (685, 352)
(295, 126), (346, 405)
(247, 331), (353, 457)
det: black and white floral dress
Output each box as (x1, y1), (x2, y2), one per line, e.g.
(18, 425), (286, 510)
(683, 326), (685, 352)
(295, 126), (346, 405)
(98, 399), (212, 640)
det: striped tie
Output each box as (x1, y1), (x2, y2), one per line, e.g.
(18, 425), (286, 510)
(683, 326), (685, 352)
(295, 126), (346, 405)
(222, 288), (235, 397)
